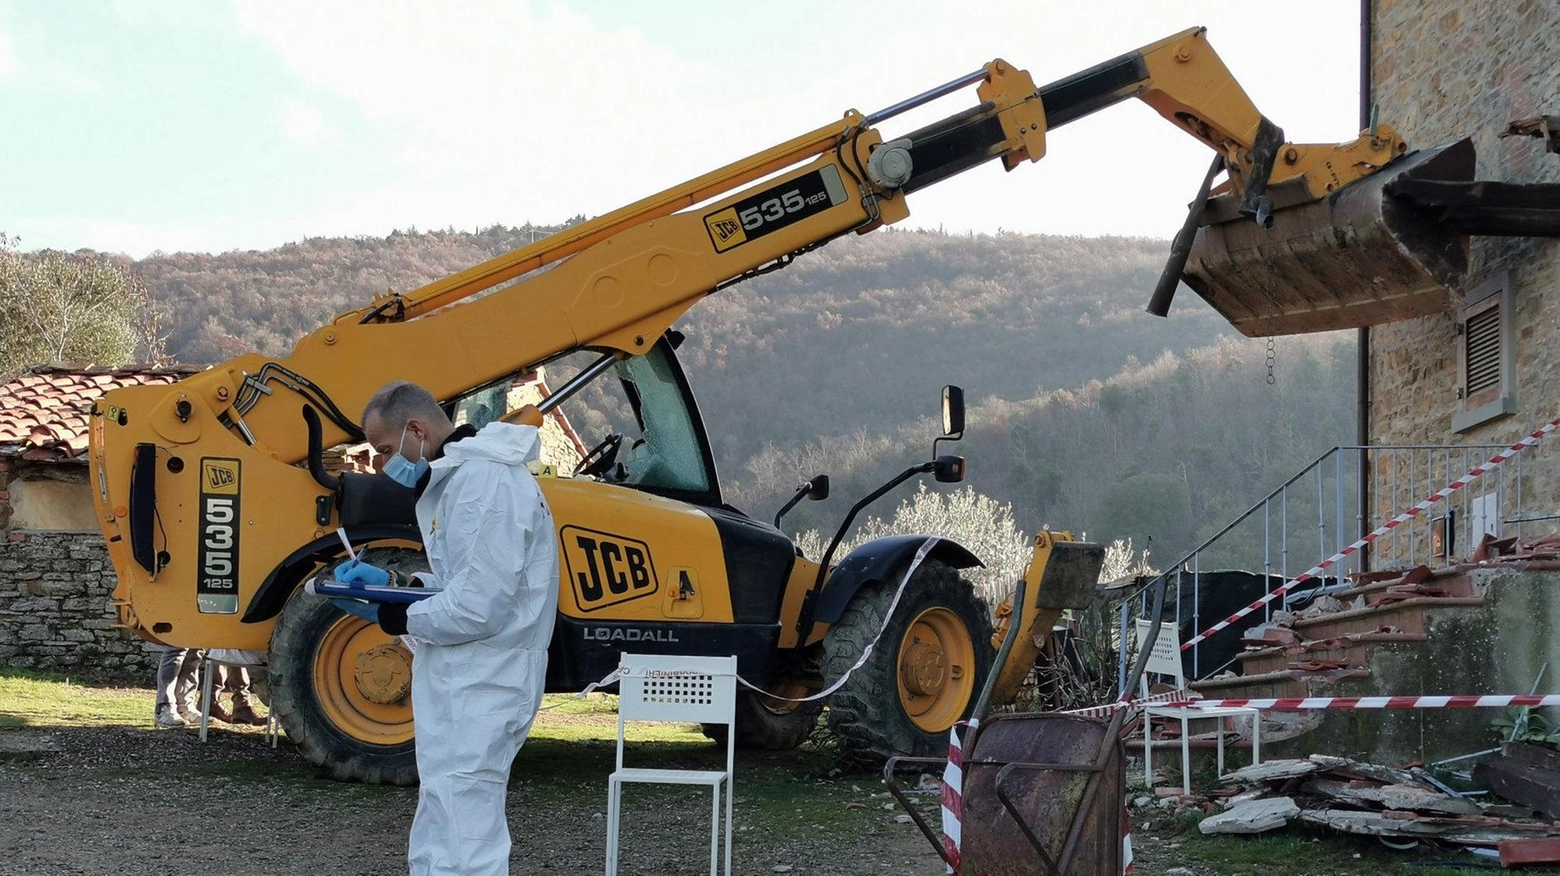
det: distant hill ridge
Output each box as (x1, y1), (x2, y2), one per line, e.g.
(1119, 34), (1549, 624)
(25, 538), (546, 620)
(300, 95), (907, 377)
(116, 224), (1353, 555)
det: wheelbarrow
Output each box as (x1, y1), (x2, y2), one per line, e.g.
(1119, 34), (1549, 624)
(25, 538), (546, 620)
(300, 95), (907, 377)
(885, 572), (1176, 874)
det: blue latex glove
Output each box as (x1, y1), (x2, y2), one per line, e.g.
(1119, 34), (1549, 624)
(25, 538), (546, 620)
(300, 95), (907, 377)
(334, 558), (391, 587)
(330, 598), (380, 623)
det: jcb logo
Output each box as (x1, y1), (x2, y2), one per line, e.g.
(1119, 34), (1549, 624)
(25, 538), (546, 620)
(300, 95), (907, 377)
(203, 460), (238, 494)
(703, 207), (747, 253)
(561, 526), (658, 612)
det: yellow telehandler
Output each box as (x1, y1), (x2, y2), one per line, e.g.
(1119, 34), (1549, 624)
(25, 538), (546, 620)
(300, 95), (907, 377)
(88, 27), (1470, 784)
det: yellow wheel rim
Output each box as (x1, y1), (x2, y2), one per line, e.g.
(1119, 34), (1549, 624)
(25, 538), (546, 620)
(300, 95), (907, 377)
(314, 616), (416, 746)
(896, 607), (977, 733)
(755, 680), (812, 717)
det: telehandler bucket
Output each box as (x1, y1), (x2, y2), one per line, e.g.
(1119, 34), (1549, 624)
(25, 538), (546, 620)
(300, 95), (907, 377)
(986, 533), (1105, 707)
(1180, 138), (1476, 337)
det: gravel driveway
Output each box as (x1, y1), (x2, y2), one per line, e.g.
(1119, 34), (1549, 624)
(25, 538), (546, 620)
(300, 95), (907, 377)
(0, 720), (949, 876)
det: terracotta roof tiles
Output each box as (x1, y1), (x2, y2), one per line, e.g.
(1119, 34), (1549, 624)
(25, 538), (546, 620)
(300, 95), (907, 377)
(0, 364), (205, 462)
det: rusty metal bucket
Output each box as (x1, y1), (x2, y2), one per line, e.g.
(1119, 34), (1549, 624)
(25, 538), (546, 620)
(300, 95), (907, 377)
(884, 571), (1129, 876)
(1182, 138), (1476, 337)
(963, 713), (1125, 875)
(884, 713), (1125, 876)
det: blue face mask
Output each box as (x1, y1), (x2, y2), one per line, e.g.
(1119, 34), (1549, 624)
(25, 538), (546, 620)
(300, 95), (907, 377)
(383, 424), (429, 488)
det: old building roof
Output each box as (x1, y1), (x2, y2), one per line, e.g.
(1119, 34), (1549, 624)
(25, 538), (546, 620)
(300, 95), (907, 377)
(0, 364), (205, 461)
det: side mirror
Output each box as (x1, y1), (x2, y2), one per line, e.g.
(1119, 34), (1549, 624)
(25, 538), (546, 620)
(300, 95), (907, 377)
(933, 455), (966, 484)
(941, 385), (965, 439)
(773, 474), (831, 529)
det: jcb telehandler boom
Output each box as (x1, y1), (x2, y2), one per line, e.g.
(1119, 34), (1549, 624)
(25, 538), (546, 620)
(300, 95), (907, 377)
(89, 27), (1466, 783)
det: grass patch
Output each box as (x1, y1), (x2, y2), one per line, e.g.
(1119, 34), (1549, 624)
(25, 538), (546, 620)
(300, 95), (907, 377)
(0, 666), (150, 729)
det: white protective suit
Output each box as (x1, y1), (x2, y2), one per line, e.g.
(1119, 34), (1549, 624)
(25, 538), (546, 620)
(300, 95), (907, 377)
(404, 422), (559, 876)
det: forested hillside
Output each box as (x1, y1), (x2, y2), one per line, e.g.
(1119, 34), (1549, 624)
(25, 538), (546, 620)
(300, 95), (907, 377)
(117, 224), (1355, 562)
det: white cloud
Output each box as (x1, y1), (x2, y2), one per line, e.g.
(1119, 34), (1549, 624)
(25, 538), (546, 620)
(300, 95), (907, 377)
(229, 0), (1360, 242)
(234, 1), (733, 227)
(280, 101), (326, 146)
(0, 10), (19, 79)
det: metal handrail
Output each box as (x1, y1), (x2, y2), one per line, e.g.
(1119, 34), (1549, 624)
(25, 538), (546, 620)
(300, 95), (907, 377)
(1115, 442), (1521, 690)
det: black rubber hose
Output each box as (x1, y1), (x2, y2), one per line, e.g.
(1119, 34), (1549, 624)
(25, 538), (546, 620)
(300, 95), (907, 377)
(302, 405), (342, 492)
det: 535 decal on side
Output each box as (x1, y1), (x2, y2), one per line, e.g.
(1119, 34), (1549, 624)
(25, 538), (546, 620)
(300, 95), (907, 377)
(703, 165), (847, 253)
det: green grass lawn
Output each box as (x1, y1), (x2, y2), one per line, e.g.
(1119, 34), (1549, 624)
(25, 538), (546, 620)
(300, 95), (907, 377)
(0, 666), (148, 728)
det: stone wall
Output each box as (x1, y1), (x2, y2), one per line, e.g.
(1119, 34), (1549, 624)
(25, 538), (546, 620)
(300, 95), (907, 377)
(0, 455), (159, 680)
(0, 529), (160, 679)
(1369, 1), (1560, 556)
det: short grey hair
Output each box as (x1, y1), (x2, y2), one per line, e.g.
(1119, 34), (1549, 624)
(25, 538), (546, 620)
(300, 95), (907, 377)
(362, 381), (443, 431)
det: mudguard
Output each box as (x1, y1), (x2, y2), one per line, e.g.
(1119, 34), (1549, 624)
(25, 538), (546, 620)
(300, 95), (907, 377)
(240, 524), (421, 623)
(812, 535), (982, 625)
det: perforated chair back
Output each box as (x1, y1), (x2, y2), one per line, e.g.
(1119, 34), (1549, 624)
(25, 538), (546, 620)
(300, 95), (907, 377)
(1135, 619), (1186, 699)
(618, 653), (738, 726)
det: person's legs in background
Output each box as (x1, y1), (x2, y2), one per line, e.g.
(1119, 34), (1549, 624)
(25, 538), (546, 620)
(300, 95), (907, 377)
(225, 665), (268, 726)
(173, 648), (203, 724)
(207, 663), (235, 724)
(154, 646), (187, 728)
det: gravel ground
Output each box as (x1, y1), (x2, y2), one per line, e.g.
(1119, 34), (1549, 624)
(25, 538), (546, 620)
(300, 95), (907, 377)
(0, 722), (949, 876)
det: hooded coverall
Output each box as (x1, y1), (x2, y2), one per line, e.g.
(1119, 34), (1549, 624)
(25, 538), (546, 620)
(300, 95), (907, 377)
(398, 422), (559, 876)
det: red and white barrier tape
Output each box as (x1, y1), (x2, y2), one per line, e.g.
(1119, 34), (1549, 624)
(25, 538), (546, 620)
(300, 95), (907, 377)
(1063, 689), (1191, 718)
(1121, 801), (1133, 875)
(1182, 414), (1560, 651)
(941, 719), (973, 873)
(1156, 694), (1560, 711)
(740, 538), (939, 703)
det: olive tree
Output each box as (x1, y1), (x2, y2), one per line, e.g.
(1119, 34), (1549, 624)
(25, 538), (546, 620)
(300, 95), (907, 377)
(0, 234), (167, 379)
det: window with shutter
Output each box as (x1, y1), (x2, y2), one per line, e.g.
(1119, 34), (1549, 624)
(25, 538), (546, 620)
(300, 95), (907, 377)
(1452, 271), (1515, 433)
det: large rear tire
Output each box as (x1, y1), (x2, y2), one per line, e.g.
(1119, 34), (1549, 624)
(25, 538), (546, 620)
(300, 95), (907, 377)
(822, 559), (995, 762)
(704, 685), (824, 750)
(269, 585), (419, 786)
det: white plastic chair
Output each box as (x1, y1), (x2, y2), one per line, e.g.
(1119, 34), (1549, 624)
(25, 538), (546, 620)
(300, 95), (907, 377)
(198, 649), (278, 747)
(606, 653), (737, 876)
(1136, 620), (1260, 793)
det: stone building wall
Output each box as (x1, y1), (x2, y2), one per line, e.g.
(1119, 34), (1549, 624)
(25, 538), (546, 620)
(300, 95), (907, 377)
(0, 456), (159, 680)
(1368, 1), (1560, 558)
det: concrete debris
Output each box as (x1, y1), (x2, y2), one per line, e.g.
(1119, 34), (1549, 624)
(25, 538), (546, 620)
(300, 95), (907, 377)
(1217, 758), (1318, 784)
(1195, 752), (1560, 848)
(1197, 797), (1299, 835)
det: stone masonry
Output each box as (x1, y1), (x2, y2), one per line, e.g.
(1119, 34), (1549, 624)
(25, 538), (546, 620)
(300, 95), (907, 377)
(0, 530), (159, 679)
(1368, 2), (1560, 533)
(0, 456), (160, 680)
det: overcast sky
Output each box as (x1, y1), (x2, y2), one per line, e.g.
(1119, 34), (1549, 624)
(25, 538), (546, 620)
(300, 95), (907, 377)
(0, 0), (1363, 257)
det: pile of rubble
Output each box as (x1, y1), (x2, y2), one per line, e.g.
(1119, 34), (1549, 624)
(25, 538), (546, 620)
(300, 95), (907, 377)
(1195, 753), (1560, 850)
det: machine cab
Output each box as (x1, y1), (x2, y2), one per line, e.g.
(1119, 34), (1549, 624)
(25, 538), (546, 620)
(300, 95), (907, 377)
(474, 332), (722, 509)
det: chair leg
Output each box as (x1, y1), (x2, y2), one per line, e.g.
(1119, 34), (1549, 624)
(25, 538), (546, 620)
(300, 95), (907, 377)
(723, 776), (733, 876)
(708, 783), (719, 876)
(605, 779), (621, 876)
(1216, 720), (1225, 780)
(1179, 716), (1192, 795)
(199, 660), (214, 742)
(1143, 716), (1154, 791)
